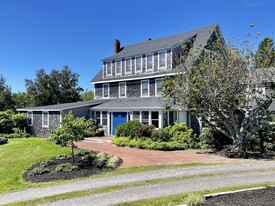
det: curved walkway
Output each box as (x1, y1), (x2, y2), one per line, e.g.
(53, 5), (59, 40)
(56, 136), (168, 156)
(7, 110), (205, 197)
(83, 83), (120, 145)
(76, 137), (252, 168)
(1, 162), (275, 204)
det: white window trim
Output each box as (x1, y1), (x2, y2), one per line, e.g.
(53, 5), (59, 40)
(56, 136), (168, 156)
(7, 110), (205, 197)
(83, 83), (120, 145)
(125, 58), (132, 74)
(155, 78), (162, 97)
(141, 80), (150, 97)
(146, 53), (154, 72)
(119, 82), (127, 98)
(106, 61), (112, 76)
(42, 111), (49, 128)
(135, 56), (142, 73)
(115, 60), (122, 75)
(27, 111), (33, 126)
(158, 50), (167, 69)
(102, 83), (109, 99)
(102, 111), (108, 126)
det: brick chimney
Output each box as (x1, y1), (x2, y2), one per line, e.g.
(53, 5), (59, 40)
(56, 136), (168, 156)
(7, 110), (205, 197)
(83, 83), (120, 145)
(146, 38), (152, 42)
(114, 39), (120, 54)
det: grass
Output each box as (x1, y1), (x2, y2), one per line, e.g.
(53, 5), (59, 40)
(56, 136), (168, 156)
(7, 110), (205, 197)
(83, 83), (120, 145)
(0, 138), (219, 194)
(0, 138), (70, 193)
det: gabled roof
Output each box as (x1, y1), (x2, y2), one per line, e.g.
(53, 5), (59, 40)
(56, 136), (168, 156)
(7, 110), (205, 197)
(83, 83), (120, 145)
(16, 99), (110, 112)
(91, 24), (222, 84)
(102, 24), (218, 61)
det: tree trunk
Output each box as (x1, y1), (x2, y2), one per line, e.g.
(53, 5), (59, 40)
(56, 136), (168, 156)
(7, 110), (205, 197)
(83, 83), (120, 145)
(71, 140), (75, 165)
(259, 130), (265, 154)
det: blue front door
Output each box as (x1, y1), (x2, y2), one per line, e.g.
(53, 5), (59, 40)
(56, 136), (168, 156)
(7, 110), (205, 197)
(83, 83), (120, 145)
(112, 112), (127, 135)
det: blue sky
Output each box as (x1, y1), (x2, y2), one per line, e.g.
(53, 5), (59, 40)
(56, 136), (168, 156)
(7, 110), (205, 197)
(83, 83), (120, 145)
(0, 0), (274, 92)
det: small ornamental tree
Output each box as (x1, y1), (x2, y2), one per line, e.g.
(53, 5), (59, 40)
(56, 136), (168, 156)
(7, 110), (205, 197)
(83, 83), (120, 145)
(162, 28), (275, 157)
(51, 111), (87, 164)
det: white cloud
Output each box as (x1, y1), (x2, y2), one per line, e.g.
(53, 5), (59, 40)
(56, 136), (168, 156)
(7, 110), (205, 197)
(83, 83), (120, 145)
(244, 0), (263, 7)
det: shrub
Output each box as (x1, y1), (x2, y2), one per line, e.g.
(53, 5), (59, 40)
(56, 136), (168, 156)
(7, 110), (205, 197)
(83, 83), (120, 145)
(29, 166), (49, 176)
(40, 159), (54, 167)
(151, 129), (171, 142)
(55, 154), (72, 160)
(0, 137), (8, 145)
(95, 127), (104, 136)
(111, 137), (131, 146)
(76, 149), (90, 156)
(185, 194), (205, 206)
(106, 156), (121, 168)
(81, 153), (96, 162)
(137, 124), (155, 138)
(0, 111), (13, 134)
(55, 163), (78, 172)
(95, 152), (108, 168)
(115, 121), (142, 139)
(12, 113), (28, 130)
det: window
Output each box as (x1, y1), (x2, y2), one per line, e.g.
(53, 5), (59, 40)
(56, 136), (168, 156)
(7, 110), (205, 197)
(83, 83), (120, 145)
(155, 79), (163, 96)
(115, 60), (122, 75)
(119, 82), (126, 98)
(103, 84), (109, 98)
(151, 111), (159, 128)
(159, 51), (166, 69)
(27, 111), (33, 126)
(102, 111), (107, 126)
(125, 58), (132, 74)
(42, 111), (49, 128)
(96, 111), (101, 124)
(141, 80), (149, 97)
(106, 62), (112, 76)
(146, 54), (153, 71)
(133, 111), (140, 121)
(135, 56), (142, 73)
(141, 111), (149, 125)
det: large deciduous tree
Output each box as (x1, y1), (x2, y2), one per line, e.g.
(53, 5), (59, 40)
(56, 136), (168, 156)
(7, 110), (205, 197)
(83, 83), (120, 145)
(0, 75), (15, 111)
(162, 34), (275, 156)
(25, 66), (84, 106)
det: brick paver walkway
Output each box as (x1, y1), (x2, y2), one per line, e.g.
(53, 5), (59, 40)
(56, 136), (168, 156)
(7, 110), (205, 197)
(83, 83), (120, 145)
(76, 136), (251, 168)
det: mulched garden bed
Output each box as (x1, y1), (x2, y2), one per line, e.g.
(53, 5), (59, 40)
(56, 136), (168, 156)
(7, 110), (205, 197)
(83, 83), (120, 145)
(202, 186), (275, 206)
(23, 151), (122, 183)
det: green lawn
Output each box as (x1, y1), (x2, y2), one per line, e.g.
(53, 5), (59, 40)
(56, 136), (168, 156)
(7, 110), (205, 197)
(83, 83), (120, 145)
(0, 138), (70, 193)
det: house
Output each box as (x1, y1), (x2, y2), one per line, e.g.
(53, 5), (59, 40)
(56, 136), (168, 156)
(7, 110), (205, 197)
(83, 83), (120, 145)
(17, 24), (224, 137)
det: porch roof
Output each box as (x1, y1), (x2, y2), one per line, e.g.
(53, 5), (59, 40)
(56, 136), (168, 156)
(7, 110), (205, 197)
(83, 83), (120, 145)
(91, 97), (186, 110)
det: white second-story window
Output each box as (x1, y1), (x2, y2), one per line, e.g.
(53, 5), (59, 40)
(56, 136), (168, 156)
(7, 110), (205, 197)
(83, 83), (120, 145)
(115, 60), (122, 75)
(42, 111), (49, 128)
(159, 51), (166, 69)
(155, 78), (163, 96)
(135, 56), (142, 73)
(141, 80), (149, 97)
(106, 62), (112, 76)
(119, 82), (126, 98)
(125, 58), (132, 74)
(146, 54), (153, 71)
(27, 111), (33, 126)
(103, 84), (109, 98)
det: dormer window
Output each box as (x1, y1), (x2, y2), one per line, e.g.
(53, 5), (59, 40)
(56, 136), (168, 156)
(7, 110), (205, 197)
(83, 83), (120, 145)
(158, 51), (166, 69)
(135, 56), (142, 73)
(146, 54), (153, 71)
(106, 62), (112, 76)
(125, 58), (132, 74)
(115, 60), (122, 75)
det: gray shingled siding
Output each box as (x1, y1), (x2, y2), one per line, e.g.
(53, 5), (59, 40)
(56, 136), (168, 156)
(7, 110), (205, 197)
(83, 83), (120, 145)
(150, 79), (155, 96)
(167, 50), (172, 70)
(63, 106), (91, 119)
(127, 80), (141, 98)
(95, 84), (102, 99)
(154, 52), (158, 71)
(30, 111), (60, 137)
(110, 82), (119, 98)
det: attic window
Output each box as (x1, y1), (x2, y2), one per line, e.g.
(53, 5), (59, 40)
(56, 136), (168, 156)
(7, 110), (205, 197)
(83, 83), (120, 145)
(115, 60), (122, 75)
(158, 51), (166, 69)
(135, 56), (142, 73)
(106, 62), (112, 76)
